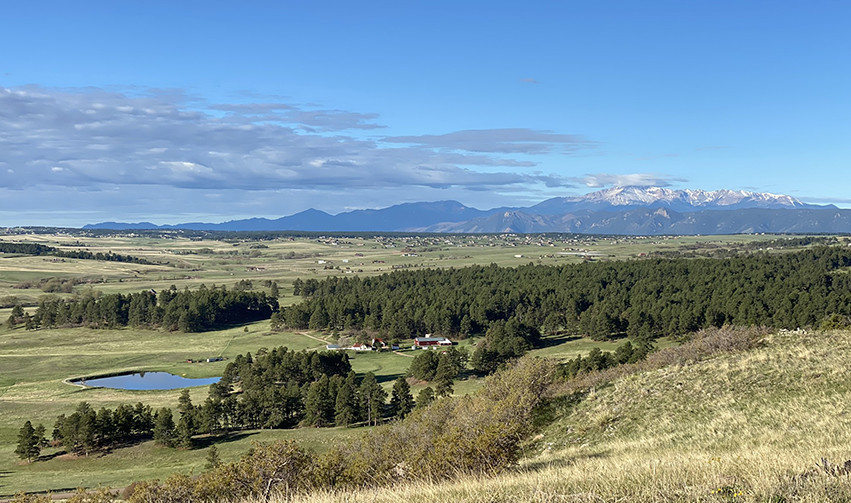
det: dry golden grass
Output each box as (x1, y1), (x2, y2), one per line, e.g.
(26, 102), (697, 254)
(274, 330), (851, 503)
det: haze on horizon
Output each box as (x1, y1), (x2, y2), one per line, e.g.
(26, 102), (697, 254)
(1, 1), (849, 227)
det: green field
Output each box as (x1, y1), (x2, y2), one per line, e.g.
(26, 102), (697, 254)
(0, 232), (836, 496)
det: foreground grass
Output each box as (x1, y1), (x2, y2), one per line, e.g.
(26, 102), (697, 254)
(2, 427), (366, 497)
(278, 329), (851, 503)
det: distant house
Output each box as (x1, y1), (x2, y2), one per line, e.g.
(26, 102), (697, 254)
(371, 338), (388, 349)
(325, 344), (342, 350)
(351, 343), (372, 351)
(413, 336), (453, 349)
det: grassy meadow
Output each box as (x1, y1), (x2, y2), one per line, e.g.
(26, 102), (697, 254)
(0, 231), (838, 496)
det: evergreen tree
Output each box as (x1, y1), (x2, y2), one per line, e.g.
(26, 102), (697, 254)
(175, 390), (196, 447)
(153, 408), (176, 447)
(416, 387), (435, 409)
(303, 375), (332, 427)
(15, 421), (41, 462)
(73, 402), (97, 455)
(359, 372), (387, 426)
(389, 376), (414, 419)
(433, 353), (455, 397)
(7, 304), (25, 328)
(205, 445), (221, 470)
(408, 351), (438, 380)
(176, 416), (194, 449)
(177, 390), (196, 432)
(33, 423), (47, 449)
(334, 380), (358, 427)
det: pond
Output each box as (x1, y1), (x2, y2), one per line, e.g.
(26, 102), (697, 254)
(71, 372), (221, 391)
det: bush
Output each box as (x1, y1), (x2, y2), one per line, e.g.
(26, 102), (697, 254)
(127, 440), (314, 502)
(323, 356), (556, 484)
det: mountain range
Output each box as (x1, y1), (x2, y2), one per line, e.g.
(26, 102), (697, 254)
(85, 186), (851, 235)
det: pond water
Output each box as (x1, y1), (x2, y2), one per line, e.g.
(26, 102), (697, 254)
(72, 372), (221, 391)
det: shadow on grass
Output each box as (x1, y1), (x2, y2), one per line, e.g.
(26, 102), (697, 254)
(521, 449), (612, 473)
(539, 332), (627, 349)
(36, 450), (66, 462)
(539, 333), (582, 348)
(193, 431), (259, 449)
(374, 372), (406, 385)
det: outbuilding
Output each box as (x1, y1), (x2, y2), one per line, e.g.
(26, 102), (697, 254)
(413, 336), (453, 349)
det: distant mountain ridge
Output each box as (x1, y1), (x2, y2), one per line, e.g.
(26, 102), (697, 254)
(85, 200), (494, 232)
(84, 186), (849, 235)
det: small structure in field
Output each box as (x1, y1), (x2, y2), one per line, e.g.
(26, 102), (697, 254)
(413, 336), (453, 349)
(351, 343), (372, 351)
(325, 344), (342, 350)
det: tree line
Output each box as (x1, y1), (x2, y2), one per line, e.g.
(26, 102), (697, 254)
(0, 242), (152, 264)
(203, 346), (417, 432)
(16, 285), (277, 332)
(15, 346), (425, 463)
(275, 246), (851, 343)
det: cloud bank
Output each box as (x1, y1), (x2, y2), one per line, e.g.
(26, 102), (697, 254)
(0, 86), (589, 194)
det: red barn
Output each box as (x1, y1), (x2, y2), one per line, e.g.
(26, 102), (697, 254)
(413, 336), (453, 349)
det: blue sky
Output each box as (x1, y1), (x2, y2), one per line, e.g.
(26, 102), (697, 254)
(1, 1), (849, 226)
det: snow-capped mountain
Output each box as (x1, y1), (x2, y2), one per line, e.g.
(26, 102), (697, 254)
(529, 186), (820, 215)
(86, 186), (843, 235)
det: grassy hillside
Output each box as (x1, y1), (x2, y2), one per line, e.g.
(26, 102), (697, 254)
(287, 329), (851, 502)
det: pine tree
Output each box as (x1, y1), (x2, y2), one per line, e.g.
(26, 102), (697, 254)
(359, 372), (387, 426)
(205, 445), (221, 470)
(74, 402), (97, 455)
(389, 376), (414, 419)
(33, 424), (47, 449)
(416, 387), (435, 409)
(153, 408), (176, 447)
(433, 353), (455, 397)
(303, 375), (332, 427)
(176, 415), (194, 449)
(334, 381), (357, 427)
(176, 389), (196, 437)
(15, 421), (41, 462)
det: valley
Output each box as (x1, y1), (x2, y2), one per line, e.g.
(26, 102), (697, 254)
(0, 231), (848, 500)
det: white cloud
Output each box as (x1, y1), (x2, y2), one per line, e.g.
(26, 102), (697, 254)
(577, 173), (686, 188)
(0, 85), (588, 193)
(384, 128), (592, 155)
(0, 85), (598, 225)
